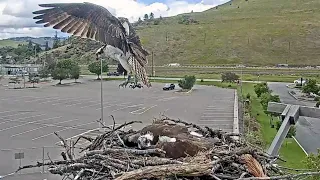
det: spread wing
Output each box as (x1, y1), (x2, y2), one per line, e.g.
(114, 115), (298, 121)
(32, 2), (130, 54)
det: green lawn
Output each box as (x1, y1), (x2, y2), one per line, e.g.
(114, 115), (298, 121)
(240, 83), (307, 168)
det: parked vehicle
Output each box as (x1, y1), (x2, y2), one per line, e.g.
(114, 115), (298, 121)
(163, 83), (175, 90)
(107, 72), (120, 76)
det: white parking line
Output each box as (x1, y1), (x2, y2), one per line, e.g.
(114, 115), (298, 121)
(95, 102), (134, 110)
(0, 116), (62, 132)
(130, 105), (157, 115)
(0, 114), (46, 125)
(0, 112), (32, 119)
(23, 96), (58, 103)
(0, 96), (37, 101)
(11, 118), (80, 137)
(0, 110), (17, 114)
(156, 97), (177, 102)
(51, 97), (94, 106)
(109, 104), (144, 112)
(38, 97), (89, 105)
(65, 99), (99, 107)
(32, 121), (96, 141)
(79, 100), (119, 109)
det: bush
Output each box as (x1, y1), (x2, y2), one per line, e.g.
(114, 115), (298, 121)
(178, 75), (196, 90)
(302, 79), (319, 94)
(303, 149), (320, 180)
(254, 83), (270, 97)
(51, 67), (68, 84)
(246, 93), (251, 100)
(316, 101), (320, 108)
(221, 72), (239, 83)
(314, 96), (320, 101)
(88, 61), (109, 79)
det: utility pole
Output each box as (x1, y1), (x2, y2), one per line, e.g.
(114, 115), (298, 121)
(100, 58), (104, 129)
(166, 32), (168, 42)
(151, 51), (154, 77)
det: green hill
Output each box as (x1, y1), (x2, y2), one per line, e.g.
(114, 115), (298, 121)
(137, 0), (320, 66)
(39, 0), (320, 66)
(0, 39), (27, 48)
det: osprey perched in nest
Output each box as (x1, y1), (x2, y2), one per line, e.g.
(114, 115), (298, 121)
(32, 2), (151, 87)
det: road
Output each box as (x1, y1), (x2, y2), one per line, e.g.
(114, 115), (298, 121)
(268, 82), (320, 155)
(0, 77), (235, 179)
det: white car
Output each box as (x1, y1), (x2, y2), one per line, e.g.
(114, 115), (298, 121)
(294, 79), (306, 85)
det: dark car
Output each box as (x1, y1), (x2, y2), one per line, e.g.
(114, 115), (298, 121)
(107, 72), (120, 76)
(163, 83), (175, 90)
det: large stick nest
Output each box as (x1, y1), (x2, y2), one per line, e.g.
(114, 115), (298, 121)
(14, 115), (320, 180)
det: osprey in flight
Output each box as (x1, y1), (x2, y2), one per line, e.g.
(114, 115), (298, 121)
(32, 2), (151, 87)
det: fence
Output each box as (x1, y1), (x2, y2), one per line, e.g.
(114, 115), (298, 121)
(0, 145), (67, 177)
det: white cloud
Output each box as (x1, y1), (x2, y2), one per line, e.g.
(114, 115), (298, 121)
(0, 0), (227, 39)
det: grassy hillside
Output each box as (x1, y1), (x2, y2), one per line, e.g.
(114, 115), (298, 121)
(35, 0), (320, 66)
(0, 39), (26, 48)
(137, 0), (320, 66)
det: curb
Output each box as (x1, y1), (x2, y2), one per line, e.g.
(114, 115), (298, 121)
(292, 136), (308, 156)
(288, 91), (298, 100)
(233, 90), (239, 139)
(174, 89), (193, 94)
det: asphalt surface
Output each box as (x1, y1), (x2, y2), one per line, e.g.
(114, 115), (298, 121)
(268, 82), (320, 155)
(0, 77), (235, 180)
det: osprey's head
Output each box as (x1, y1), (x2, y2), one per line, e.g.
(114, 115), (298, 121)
(137, 131), (154, 149)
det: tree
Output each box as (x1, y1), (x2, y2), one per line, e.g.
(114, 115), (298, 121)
(35, 44), (42, 53)
(51, 67), (68, 84)
(159, 15), (163, 20)
(254, 83), (271, 97)
(38, 67), (49, 80)
(260, 93), (280, 111)
(70, 65), (80, 82)
(56, 59), (77, 73)
(221, 72), (239, 83)
(178, 75), (196, 90)
(28, 40), (33, 49)
(303, 149), (320, 180)
(302, 79), (319, 94)
(144, 14), (149, 21)
(88, 61), (109, 80)
(45, 41), (50, 51)
(53, 31), (60, 49)
(149, 12), (154, 20)
(138, 17), (143, 23)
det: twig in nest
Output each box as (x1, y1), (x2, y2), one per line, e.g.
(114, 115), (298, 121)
(54, 132), (73, 161)
(115, 161), (220, 180)
(85, 148), (166, 156)
(160, 115), (208, 135)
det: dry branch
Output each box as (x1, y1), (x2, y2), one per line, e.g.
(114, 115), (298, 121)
(12, 116), (320, 180)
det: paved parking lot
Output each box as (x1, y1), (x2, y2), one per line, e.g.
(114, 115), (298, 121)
(0, 78), (235, 179)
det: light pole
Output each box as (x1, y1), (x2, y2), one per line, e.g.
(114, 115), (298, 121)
(100, 58), (104, 130)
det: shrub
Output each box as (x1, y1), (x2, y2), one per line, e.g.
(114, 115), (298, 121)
(302, 79), (319, 94)
(314, 96), (320, 101)
(316, 101), (320, 108)
(178, 75), (196, 90)
(246, 93), (251, 100)
(254, 83), (270, 97)
(221, 72), (239, 83)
